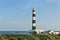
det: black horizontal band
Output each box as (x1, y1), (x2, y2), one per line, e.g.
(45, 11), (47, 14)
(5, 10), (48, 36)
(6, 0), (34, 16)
(32, 14), (36, 17)
(32, 20), (36, 23)
(32, 26), (36, 30)
(32, 10), (35, 12)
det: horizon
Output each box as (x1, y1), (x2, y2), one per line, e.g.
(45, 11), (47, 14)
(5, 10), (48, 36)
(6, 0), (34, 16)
(0, 0), (60, 31)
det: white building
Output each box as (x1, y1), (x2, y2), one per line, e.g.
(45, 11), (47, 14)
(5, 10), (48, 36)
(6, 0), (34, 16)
(48, 30), (60, 35)
(53, 32), (60, 35)
(34, 29), (45, 34)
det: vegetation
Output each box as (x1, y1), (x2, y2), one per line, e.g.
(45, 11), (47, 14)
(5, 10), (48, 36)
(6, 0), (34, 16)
(0, 34), (60, 40)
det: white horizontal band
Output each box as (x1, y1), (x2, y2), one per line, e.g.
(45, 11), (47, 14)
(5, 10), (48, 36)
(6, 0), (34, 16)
(32, 17), (36, 20)
(33, 12), (36, 14)
(32, 23), (36, 26)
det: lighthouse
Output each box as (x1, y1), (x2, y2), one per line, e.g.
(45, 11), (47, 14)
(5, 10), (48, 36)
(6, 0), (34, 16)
(32, 8), (36, 30)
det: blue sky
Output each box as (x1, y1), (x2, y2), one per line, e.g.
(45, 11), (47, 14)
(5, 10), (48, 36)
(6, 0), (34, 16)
(0, 0), (60, 31)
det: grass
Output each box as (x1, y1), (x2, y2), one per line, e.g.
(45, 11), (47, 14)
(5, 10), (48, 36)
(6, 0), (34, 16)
(0, 34), (60, 40)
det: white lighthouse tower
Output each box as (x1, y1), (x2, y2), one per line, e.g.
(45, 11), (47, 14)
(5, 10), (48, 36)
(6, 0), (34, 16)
(32, 8), (36, 30)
